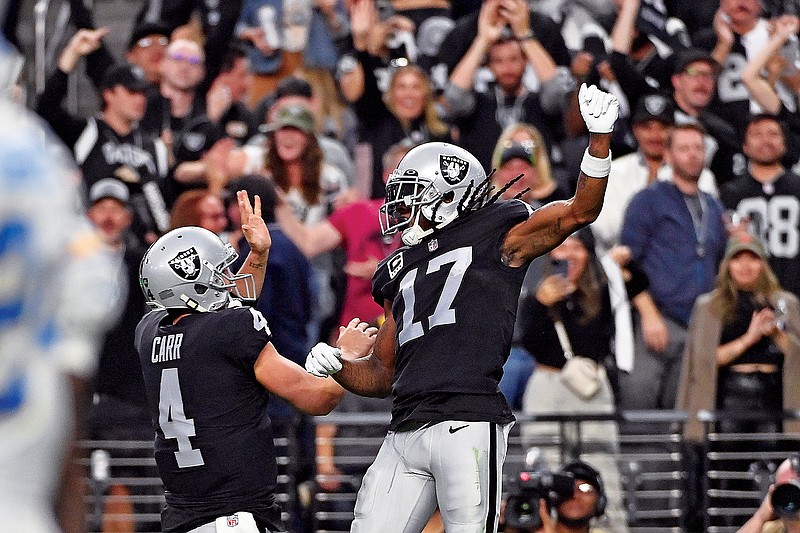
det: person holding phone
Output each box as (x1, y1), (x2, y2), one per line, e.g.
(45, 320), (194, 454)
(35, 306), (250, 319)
(519, 229), (643, 533)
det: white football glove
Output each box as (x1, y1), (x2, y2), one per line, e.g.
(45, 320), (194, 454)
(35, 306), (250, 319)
(578, 83), (619, 134)
(304, 342), (343, 377)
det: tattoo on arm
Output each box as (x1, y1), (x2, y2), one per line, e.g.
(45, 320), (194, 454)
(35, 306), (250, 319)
(248, 261), (266, 269)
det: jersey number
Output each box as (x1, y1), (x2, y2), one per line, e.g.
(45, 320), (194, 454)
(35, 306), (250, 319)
(737, 196), (800, 258)
(159, 368), (204, 468)
(397, 246), (473, 346)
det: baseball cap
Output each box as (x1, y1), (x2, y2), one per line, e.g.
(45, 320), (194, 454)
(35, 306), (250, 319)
(89, 178), (130, 205)
(673, 48), (721, 75)
(498, 141), (536, 167)
(263, 103), (315, 134)
(632, 94), (675, 126)
(127, 22), (171, 50)
(100, 63), (150, 92)
(724, 232), (767, 261)
(275, 76), (313, 100)
(174, 118), (225, 163)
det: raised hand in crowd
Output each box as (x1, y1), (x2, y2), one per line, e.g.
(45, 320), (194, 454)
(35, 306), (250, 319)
(57, 27), (110, 73)
(536, 274), (577, 307)
(498, 0), (532, 40)
(349, 0), (378, 52)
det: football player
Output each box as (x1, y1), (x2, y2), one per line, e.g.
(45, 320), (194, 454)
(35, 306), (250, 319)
(136, 226), (377, 533)
(304, 84), (619, 533)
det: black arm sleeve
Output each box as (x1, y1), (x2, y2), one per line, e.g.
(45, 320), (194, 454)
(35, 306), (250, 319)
(67, 0), (117, 90)
(34, 68), (88, 148)
(352, 51), (389, 130)
(199, 0), (243, 96)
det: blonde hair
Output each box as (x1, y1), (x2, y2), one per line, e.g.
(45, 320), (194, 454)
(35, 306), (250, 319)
(385, 65), (448, 138)
(710, 255), (783, 321)
(490, 122), (554, 188)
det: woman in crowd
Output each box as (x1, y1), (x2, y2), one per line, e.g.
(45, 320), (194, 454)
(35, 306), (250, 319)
(352, 62), (450, 198)
(678, 232), (800, 527)
(678, 232), (800, 442)
(491, 122), (567, 208)
(168, 188), (229, 234)
(264, 100), (348, 344)
(520, 228), (639, 532)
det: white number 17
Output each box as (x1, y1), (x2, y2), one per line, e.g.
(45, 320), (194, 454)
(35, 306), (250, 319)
(397, 246), (473, 346)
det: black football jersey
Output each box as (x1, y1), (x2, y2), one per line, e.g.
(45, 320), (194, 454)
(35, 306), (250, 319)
(372, 200), (533, 429)
(135, 305), (283, 532)
(721, 172), (800, 297)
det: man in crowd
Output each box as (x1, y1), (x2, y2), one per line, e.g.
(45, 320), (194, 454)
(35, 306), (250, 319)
(722, 114), (800, 297)
(444, 0), (568, 170)
(36, 28), (170, 245)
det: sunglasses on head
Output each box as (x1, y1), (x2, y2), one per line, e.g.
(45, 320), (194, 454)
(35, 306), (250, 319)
(136, 36), (169, 48)
(168, 51), (203, 65)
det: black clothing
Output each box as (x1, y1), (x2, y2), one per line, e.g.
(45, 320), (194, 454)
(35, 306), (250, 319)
(352, 51), (451, 198)
(452, 83), (563, 172)
(434, 10), (571, 74)
(35, 68), (170, 242)
(135, 305), (284, 533)
(372, 200), (532, 430)
(721, 171), (800, 297)
(94, 244), (149, 404)
(719, 291), (783, 367)
(520, 277), (614, 369)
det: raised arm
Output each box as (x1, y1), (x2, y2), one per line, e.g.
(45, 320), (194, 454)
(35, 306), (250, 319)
(235, 191), (270, 298)
(741, 15), (800, 115)
(501, 85), (618, 266)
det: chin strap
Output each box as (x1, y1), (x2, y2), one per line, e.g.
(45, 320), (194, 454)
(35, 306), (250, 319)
(401, 209), (434, 246)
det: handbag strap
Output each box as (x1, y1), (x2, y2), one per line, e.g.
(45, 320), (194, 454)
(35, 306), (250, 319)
(553, 319), (575, 360)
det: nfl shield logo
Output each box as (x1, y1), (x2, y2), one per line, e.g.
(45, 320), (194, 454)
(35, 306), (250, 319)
(427, 239), (438, 252)
(168, 247), (202, 280)
(439, 154), (469, 185)
(226, 514), (239, 527)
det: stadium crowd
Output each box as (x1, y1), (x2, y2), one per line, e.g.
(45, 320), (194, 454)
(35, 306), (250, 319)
(3, 0), (800, 531)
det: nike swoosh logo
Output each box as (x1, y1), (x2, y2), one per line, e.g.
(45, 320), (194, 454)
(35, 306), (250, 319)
(448, 424), (469, 434)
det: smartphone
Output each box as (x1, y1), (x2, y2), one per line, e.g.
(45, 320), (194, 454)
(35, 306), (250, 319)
(551, 259), (569, 278)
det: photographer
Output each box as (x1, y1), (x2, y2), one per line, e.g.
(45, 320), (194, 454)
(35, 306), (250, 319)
(737, 456), (800, 533)
(504, 460), (611, 533)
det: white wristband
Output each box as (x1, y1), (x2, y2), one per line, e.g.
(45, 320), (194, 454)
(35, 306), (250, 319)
(580, 148), (611, 178)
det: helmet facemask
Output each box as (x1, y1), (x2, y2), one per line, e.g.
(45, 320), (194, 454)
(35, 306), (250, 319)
(140, 228), (257, 313)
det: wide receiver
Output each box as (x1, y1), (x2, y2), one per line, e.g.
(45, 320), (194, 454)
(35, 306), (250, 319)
(306, 84), (619, 533)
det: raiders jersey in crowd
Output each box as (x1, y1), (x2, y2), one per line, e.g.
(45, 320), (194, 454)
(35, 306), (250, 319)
(372, 200), (533, 430)
(35, 68), (170, 244)
(134, 304), (284, 533)
(721, 171), (800, 297)
(75, 117), (170, 239)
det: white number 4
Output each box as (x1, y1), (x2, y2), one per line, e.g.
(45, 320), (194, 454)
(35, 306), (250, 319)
(397, 246), (472, 346)
(159, 368), (204, 468)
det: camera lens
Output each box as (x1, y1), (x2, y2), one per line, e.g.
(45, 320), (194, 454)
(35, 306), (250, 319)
(771, 481), (800, 517)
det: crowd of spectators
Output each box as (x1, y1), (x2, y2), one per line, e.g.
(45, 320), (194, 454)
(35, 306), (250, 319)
(4, 0), (800, 530)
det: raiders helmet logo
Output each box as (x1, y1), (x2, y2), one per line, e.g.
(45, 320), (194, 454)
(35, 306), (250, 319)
(168, 247), (202, 280)
(644, 94), (667, 115)
(439, 154), (469, 185)
(183, 132), (206, 152)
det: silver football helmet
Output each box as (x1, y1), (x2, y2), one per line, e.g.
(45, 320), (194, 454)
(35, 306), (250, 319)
(139, 227), (256, 312)
(379, 142), (489, 246)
